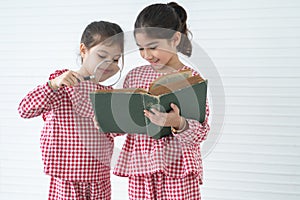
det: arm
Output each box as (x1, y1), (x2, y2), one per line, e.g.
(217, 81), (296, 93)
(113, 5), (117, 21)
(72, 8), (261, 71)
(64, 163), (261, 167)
(64, 81), (95, 118)
(18, 82), (62, 118)
(18, 69), (83, 119)
(172, 101), (210, 145)
(174, 69), (210, 144)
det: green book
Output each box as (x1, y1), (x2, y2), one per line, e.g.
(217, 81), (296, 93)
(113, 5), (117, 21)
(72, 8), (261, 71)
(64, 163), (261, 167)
(90, 70), (208, 139)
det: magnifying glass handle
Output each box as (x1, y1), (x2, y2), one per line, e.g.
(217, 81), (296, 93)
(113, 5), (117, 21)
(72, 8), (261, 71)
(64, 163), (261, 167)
(83, 75), (95, 81)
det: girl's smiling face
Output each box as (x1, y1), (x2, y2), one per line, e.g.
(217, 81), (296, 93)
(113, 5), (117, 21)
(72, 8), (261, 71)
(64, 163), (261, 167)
(135, 32), (180, 73)
(81, 43), (122, 83)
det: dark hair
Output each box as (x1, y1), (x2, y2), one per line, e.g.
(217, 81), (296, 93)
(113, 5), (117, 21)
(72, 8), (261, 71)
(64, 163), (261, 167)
(134, 2), (192, 57)
(80, 21), (124, 63)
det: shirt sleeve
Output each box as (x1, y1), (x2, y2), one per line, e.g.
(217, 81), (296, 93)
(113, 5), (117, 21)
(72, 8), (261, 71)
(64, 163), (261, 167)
(18, 69), (68, 119)
(123, 73), (130, 89)
(64, 84), (94, 118)
(18, 82), (62, 119)
(172, 100), (210, 145)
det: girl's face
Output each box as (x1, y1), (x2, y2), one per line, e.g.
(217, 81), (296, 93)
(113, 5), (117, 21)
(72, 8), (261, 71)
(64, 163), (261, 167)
(135, 32), (179, 73)
(81, 43), (122, 83)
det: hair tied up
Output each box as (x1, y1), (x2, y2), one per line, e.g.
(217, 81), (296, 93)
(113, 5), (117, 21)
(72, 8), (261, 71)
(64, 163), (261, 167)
(166, 2), (192, 57)
(166, 2), (187, 33)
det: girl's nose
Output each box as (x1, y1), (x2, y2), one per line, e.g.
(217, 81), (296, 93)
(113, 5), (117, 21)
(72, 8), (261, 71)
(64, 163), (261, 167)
(143, 49), (153, 59)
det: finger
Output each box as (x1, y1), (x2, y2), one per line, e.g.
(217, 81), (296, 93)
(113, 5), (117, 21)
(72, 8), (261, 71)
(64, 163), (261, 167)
(69, 74), (79, 85)
(150, 108), (161, 115)
(63, 73), (78, 86)
(61, 79), (72, 87)
(94, 121), (100, 129)
(170, 103), (180, 114)
(72, 71), (84, 82)
(63, 71), (78, 86)
(63, 75), (77, 86)
(144, 109), (152, 118)
(144, 109), (158, 119)
(93, 117), (100, 129)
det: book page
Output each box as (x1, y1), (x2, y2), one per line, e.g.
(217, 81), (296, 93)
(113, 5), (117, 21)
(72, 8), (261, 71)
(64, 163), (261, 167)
(94, 88), (148, 93)
(149, 75), (205, 96)
(149, 69), (192, 90)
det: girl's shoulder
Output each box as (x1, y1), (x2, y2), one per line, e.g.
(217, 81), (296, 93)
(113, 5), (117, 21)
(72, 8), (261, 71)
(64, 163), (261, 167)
(182, 66), (202, 77)
(128, 65), (152, 74)
(126, 65), (154, 78)
(123, 65), (158, 88)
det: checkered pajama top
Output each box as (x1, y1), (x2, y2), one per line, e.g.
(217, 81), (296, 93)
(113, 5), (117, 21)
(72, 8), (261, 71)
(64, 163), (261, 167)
(18, 69), (115, 182)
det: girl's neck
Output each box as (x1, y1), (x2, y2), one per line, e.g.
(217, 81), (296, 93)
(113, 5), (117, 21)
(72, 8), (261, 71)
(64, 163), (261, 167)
(155, 56), (185, 74)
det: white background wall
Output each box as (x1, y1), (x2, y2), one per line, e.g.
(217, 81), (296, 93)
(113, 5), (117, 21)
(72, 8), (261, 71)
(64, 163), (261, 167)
(1, 0), (300, 199)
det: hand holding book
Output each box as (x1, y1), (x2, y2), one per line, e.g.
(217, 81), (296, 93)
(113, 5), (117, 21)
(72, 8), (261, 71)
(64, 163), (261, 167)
(144, 103), (186, 132)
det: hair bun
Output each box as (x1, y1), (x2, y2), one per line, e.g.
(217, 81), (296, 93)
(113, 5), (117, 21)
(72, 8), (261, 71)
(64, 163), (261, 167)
(167, 2), (187, 27)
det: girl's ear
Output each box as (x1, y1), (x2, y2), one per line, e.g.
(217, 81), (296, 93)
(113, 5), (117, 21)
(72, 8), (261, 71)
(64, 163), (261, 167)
(172, 32), (182, 47)
(80, 43), (87, 58)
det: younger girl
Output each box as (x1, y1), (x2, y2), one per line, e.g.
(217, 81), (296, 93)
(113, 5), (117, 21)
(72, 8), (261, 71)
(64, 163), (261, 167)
(18, 21), (123, 200)
(113, 2), (210, 200)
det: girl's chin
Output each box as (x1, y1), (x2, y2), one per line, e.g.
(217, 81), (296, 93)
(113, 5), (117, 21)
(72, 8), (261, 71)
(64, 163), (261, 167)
(97, 72), (118, 83)
(150, 63), (164, 69)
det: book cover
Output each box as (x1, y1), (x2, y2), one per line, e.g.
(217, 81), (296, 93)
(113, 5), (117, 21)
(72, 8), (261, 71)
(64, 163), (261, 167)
(90, 70), (208, 139)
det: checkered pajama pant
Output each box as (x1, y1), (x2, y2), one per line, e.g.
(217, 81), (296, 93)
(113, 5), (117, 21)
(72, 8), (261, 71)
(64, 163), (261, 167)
(128, 173), (201, 200)
(48, 177), (111, 200)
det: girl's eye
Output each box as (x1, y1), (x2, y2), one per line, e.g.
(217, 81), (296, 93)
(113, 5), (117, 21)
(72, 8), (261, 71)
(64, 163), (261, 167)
(98, 55), (106, 59)
(138, 47), (157, 51)
(113, 59), (119, 63)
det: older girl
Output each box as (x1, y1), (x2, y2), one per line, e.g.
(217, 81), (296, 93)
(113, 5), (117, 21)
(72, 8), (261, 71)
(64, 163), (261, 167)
(113, 2), (210, 200)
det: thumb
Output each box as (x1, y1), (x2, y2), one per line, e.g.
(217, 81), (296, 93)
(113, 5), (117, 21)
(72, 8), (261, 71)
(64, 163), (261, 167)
(170, 103), (180, 114)
(73, 71), (84, 82)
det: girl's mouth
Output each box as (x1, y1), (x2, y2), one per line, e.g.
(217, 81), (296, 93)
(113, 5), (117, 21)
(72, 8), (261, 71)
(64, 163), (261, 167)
(98, 68), (114, 74)
(149, 59), (159, 65)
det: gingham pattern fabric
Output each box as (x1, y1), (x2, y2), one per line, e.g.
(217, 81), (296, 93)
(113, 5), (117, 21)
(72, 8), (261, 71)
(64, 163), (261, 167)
(113, 65), (210, 181)
(48, 176), (111, 200)
(18, 69), (114, 183)
(128, 173), (201, 200)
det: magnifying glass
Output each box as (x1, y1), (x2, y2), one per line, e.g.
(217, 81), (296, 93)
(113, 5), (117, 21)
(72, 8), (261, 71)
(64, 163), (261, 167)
(83, 59), (112, 81)
(83, 59), (123, 87)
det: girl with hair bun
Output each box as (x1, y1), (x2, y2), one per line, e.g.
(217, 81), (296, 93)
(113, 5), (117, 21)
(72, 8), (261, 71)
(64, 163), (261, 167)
(113, 2), (210, 199)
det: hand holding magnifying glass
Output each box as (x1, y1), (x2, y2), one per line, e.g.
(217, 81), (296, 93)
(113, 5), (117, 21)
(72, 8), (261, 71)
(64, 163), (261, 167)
(49, 59), (122, 90)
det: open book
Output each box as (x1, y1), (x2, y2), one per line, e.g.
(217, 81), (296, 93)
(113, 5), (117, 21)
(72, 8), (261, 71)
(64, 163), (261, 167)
(90, 69), (208, 139)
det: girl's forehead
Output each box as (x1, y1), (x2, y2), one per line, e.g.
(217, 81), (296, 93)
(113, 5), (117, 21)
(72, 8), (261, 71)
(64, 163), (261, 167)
(135, 33), (164, 46)
(135, 33), (153, 41)
(92, 43), (122, 55)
